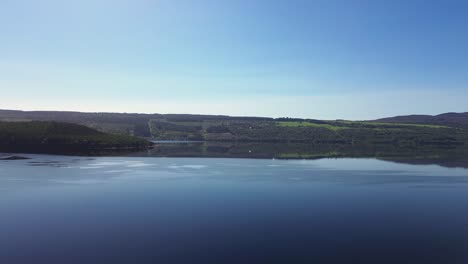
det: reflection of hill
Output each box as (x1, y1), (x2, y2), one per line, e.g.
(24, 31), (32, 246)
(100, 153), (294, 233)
(379, 158), (468, 169)
(130, 142), (468, 169)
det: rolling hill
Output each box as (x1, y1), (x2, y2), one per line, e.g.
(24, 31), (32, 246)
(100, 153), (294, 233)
(375, 112), (468, 129)
(1, 109), (468, 148)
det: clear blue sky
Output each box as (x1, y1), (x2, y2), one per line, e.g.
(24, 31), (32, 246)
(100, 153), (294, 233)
(1, 0), (467, 119)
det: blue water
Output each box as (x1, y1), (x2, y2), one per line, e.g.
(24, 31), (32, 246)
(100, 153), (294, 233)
(1, 156), (468, 263)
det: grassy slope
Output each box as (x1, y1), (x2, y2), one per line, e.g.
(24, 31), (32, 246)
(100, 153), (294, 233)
(276, 121), (344, 130)
(148, 118), (468, 147)
(0, 121), (151, 154)
(353, 121), (448, 129)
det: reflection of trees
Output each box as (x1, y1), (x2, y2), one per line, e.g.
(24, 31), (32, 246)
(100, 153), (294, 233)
(138, 142), (468, 169)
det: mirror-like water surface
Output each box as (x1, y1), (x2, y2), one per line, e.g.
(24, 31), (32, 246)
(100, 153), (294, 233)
(1, 155), (468, 263)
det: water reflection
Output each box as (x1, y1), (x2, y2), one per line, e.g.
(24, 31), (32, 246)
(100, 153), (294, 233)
(128, 141), (468, 169)
(1, 155), (468, 191)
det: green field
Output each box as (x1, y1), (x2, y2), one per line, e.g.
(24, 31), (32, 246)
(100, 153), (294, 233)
(276, 121), (344, 131)
(337, 121), (449, 129)
(277, 120), (449, 130)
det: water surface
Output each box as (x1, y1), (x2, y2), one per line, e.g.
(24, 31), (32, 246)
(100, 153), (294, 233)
(1, 155), (468, 263)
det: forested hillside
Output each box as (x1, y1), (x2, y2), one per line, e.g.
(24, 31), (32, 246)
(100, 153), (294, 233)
(2, 110), (468, 147)
(0, 121), (151, 154)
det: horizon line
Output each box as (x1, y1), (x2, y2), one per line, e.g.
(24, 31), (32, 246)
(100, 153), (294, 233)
(1, 108), (467, 122)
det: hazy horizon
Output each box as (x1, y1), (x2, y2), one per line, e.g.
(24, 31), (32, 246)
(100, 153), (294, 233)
(2, 0), (468, 119)
(2, 107), (467, 122)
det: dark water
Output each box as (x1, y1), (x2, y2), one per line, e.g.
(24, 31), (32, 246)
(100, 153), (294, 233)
(1, 155), (468, 263)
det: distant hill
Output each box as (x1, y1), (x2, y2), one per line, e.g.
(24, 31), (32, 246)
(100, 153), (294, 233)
(0, 121), (151, 155)
(2, 110), (468, 148)
(374, 112), (468, 129)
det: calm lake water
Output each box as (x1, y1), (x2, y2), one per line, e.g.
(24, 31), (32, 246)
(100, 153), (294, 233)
(1, 155), (468, 263)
